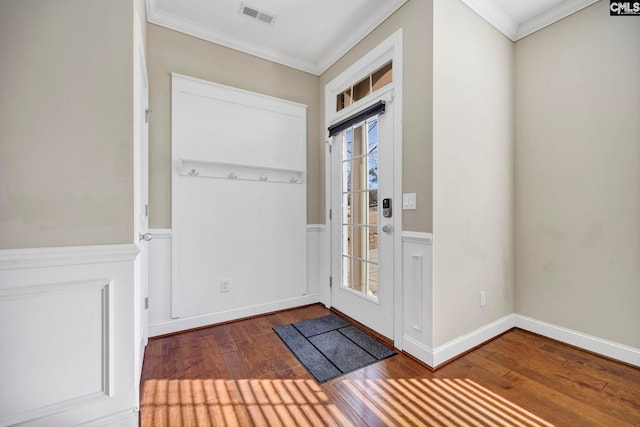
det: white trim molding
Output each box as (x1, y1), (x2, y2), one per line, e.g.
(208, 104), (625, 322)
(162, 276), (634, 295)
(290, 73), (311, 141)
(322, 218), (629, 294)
(458, 0), (519, 40)
(307, 224), (327, 233)
(315, 1), (407, 74)
(514, 315), (640, 368)
(77, 407), (138, 427)
(432, 314), (515, 368)
(459, 0), (599, 41)
(415, 313), (640, 369)
(515, 0), (599, 40)
(148, 228), (172, 240)
(0, 244), (139, 270)
(401, 231), (433, 245)
(150, 294), (321, 337)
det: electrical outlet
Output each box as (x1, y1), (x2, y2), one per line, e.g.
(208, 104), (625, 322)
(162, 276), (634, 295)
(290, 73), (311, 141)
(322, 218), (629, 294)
(220, 279), (230, 293)
(480, 291), (486, 307)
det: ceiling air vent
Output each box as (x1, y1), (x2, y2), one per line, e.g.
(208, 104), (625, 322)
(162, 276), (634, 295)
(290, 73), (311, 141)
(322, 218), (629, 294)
(239, 3), (276, 26)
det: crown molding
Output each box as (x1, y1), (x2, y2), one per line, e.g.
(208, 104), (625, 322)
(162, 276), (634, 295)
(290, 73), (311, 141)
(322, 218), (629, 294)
(147, 0), (406, 76)
(458, 0), (519, 41)
(146, 0), (319, 74)
(316, 0), (407, 74)
(516, 0), (600, 40)
(147, 0), (600, 73)
(460, 0), (600, 42)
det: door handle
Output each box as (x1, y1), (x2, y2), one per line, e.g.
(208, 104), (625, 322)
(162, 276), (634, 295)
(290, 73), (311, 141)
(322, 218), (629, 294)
(381, 224), (392, 234)
(139, 232), (153, 242)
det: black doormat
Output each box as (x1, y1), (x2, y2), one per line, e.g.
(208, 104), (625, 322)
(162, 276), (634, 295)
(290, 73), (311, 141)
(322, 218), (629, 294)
(273, 314), (396, 383)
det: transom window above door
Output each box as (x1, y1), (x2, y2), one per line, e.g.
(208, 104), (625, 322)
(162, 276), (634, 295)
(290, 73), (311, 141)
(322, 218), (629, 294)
(336, 61), (392, 112)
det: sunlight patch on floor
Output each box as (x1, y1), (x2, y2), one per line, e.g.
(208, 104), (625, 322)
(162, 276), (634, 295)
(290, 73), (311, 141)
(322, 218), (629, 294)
(141, 377), (554, 426)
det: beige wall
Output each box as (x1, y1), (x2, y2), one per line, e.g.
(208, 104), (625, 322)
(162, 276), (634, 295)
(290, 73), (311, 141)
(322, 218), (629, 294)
(320, 0), (433, 233)
(432, 0), (515, 346)
(514, 1), (640, 348)
(146, 24), (321, 228)
(0, 0), (134, 249)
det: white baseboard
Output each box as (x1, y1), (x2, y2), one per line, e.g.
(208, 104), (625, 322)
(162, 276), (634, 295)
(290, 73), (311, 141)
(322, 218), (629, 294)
(432, 314), (515, 368)
(402, 335), (435, 367)
(411, 313), (640, 369)
(514, 315), (640, 367)
(78, 407), (139, 427)
(149, 293), (322, 336)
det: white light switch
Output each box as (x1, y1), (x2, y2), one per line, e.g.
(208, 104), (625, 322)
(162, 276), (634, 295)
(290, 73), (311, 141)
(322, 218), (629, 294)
(403, 193), (416, 210)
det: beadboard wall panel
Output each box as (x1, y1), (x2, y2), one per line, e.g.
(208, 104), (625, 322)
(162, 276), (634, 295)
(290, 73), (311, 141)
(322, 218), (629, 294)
(148, 227), (325, 337)
(169, 74), (309, 329)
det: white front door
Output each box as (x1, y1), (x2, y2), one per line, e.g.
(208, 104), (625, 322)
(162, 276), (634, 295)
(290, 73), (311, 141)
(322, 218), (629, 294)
(330, 99), (395, 339)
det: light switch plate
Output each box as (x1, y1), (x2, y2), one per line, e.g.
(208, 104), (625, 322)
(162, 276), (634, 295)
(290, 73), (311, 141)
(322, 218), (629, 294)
(403, 193), (416, 210)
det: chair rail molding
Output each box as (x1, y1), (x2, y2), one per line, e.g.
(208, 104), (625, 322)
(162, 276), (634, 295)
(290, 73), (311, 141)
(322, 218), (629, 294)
(0, 244), (139, 270)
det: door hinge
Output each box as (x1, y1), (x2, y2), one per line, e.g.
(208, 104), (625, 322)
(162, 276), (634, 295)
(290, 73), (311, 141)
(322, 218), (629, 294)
(144, 204), (149, 218)
(329, 209), (332, 221)
(144, 297), (149, 310)
(145, 108), (151, 123)
(329, 276), (333, 288)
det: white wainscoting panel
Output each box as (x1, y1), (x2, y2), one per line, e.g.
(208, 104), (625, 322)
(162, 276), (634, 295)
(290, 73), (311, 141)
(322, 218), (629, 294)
(401, 232), (434, 365)
(307, 225), (329, 305)
(0, 245), (139, 427)
(148, 229), (173, 331)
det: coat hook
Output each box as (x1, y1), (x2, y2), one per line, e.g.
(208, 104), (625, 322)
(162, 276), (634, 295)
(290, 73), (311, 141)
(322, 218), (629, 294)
(290, 177), (298, 183)
(259, 176), (268, 181)
(189, 169), (199, 177)
(228, 172), (238, 179)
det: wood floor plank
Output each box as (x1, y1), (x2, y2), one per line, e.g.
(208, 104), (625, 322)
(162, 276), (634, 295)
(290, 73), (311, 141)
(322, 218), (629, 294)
(209, 325), (238, 355)
(140, 304), (640, 426)
(437, 358), (591, 426)
(504, 370), (634, 427)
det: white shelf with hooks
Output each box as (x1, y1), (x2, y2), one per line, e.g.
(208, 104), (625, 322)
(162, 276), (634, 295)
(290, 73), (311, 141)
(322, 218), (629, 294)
(178, 159), (306, 184)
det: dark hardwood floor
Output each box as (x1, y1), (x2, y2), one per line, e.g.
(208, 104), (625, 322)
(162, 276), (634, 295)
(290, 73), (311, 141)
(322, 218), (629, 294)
(140, 304), (640, 426)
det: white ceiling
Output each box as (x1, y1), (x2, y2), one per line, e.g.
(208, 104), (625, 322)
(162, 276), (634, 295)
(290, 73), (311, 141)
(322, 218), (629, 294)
(146, 0), (599, 75)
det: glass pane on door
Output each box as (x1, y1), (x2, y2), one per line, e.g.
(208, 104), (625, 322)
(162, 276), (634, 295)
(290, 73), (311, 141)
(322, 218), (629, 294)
(340, 117), (379, 299)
